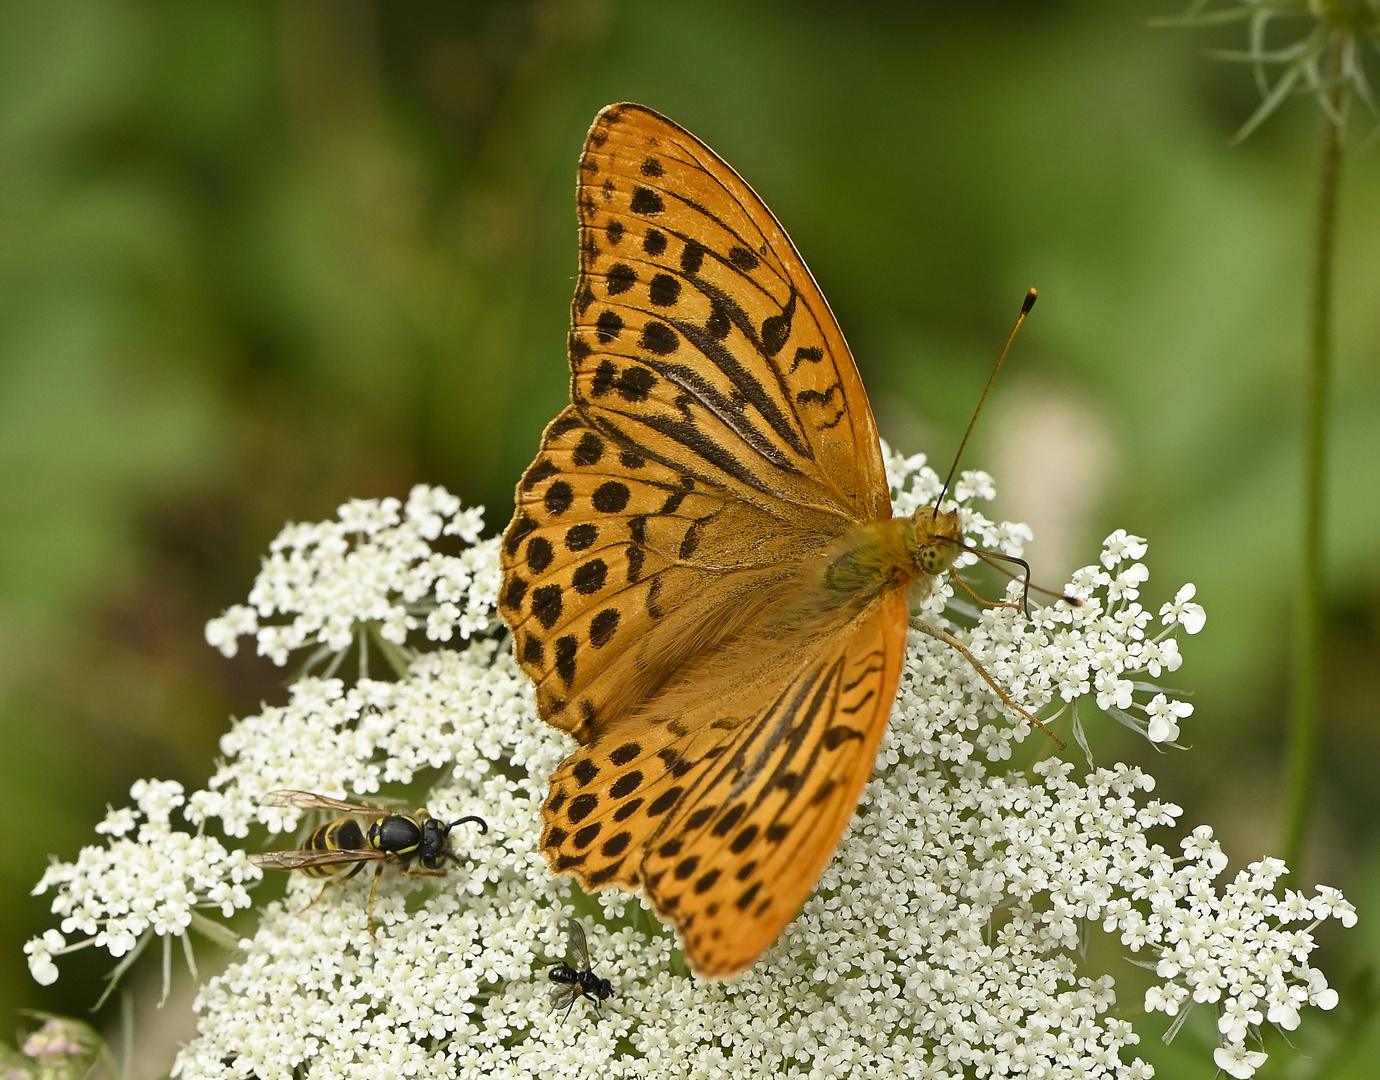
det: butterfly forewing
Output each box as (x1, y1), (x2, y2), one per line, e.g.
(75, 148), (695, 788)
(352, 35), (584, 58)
(571, 103), (889, 523)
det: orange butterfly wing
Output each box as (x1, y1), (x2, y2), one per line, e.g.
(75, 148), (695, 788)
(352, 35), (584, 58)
(541, 590), (908, 977)
(500, 102), (909, 977)
(568, 102), (890, 523)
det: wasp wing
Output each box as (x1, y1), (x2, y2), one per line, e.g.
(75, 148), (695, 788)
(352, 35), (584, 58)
(249, 848), (386, 872)
(259, 790), (389, 817)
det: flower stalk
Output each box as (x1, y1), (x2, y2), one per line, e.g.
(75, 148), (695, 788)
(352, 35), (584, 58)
(1282, 39), (1348, 876)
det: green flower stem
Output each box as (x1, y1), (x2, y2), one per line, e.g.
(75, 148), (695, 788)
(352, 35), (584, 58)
(1282, 44), (1346, 877)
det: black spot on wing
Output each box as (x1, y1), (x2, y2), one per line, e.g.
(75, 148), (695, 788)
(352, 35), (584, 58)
(728, 245), (759, 271)
(527, 536), (554, 573)
(572, 559), (608, 595)
(589, 608), (619, 647)
(680, 242), (705, 274)
(555, 636), (578, 685)
(593, 482), (630, 513)
(531, 585), (563, 629)
(522, 459), (559, 490)
(544, 482), (574, 516)
(631, 187), (664, 215)
(615, 366), (656, 401)
(639, 322), (679, 355)
(573, 432), (604, 467)
(565, 524), (597, 551)
(596, 310), (624, 343)
(567, 793), (597, 822)
(506, 514), (537, 556)
(649, 273), (682, 306)
(609, 771), (642, 798)
(591, 359), (615, 398)
(606, 264), (637, 295)
(503, 575), (529, 610)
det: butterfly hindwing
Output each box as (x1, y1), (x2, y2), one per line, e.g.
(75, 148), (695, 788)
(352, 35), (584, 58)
(540, 591), (908, 976)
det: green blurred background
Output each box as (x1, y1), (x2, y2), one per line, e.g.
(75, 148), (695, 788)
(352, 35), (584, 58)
(1, 1), (1377, 1075)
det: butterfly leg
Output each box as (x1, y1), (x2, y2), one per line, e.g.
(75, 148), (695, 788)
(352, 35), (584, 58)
(908, 617), (1066, 748)
(947, 569), (1022, 612)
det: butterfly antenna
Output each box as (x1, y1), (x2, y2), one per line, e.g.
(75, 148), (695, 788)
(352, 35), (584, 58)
(933, 288), (1037, 511)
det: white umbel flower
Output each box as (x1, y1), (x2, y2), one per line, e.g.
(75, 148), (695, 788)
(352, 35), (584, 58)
(28, 476), (1350, 1080)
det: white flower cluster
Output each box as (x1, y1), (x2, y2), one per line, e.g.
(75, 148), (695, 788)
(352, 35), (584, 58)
(27, 780), (259, 986)
(205, 484), (493, 665)
(27, 480), (1351, 1080)
(885, 445), (1033, 561)
(883, 446), (1204, 746)
(1112, 835), (1352, 1079)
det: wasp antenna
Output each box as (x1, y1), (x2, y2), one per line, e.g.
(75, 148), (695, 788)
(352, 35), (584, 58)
(934, 287), (1038, 512)
(450, 815), (489, 834)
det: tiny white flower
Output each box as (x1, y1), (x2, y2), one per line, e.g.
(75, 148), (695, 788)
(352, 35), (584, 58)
(1214, 1045), (1268, 1079)
(205, 604), (259, 657)
(1101, 530), (1148, 569)
(1147, 695), (1193, 744)
(1160, 583), (1207, 635)
(24, 929), (66, 986)
(96, 806), (139, 837)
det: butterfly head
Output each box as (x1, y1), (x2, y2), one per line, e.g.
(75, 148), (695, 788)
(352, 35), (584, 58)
(908, 506), (966, 578)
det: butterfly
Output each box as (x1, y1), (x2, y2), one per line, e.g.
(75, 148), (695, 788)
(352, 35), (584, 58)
(500, 102), (1046, 978)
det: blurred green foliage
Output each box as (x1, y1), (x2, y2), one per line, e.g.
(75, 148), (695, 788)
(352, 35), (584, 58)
(0, 1), (1376, 1075)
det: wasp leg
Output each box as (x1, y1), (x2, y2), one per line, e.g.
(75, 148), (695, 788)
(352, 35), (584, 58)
(300, 862), (366, 915)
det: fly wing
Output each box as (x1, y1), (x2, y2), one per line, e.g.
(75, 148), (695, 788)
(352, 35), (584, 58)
(549, 983), (580, 1012)
(565, 917), (592, 971)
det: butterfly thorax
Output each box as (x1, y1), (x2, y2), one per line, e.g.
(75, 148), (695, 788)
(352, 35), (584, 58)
(818, 507), (964, 606)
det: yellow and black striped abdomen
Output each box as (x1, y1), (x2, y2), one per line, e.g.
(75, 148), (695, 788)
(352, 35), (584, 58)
(301, 818), (369, 879)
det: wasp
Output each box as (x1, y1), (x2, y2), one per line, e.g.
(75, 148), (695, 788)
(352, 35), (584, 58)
(249, 789), (487, 935)
(548, 917), (614, 1018)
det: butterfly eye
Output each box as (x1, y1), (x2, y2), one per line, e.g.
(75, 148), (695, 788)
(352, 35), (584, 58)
(918, 544), (957, 576)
